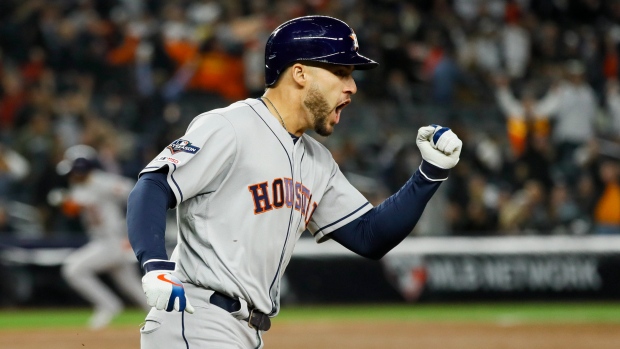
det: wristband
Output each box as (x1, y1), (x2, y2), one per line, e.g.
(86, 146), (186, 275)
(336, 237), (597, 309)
(143, 259), (176, 273)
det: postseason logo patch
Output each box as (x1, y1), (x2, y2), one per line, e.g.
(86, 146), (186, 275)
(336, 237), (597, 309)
(166, 139), (200, 155)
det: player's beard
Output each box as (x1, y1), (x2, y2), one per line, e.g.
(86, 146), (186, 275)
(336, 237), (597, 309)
(304, 84), (333, 137)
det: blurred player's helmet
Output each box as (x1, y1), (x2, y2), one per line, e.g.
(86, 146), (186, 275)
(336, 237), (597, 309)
(56, 145), (98, 176)
(264, 15), (379, 86)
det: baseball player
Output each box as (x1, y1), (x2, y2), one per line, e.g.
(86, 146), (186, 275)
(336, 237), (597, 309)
(127, 16), (462, 348)
(54, 145), (149, 329)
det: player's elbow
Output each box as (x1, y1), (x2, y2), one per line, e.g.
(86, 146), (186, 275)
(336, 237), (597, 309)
(365, 252), (385, 261)
(357, 247), (389, 261)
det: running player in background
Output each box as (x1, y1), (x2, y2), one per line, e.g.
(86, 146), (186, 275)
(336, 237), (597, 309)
(52, 145), (149, 330)
(128, 15), (462, 348)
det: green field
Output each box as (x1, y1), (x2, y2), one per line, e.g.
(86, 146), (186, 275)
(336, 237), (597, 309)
(1, 302), (620, 330)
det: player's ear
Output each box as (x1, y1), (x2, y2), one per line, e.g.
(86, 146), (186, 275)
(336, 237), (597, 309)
(290, 63), (309, 87)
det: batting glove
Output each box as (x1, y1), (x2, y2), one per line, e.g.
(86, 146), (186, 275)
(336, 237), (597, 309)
(416, 124), (462, 170)
(142, 259), (195, 314)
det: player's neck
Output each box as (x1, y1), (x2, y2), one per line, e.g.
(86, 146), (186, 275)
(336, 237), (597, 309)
(262, 90), (306, 137)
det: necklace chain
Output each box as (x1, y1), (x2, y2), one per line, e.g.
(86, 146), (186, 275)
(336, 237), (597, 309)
(262, 96), (287, 131)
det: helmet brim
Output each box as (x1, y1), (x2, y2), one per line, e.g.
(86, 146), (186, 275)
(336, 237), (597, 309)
(299, 52), (379, 70)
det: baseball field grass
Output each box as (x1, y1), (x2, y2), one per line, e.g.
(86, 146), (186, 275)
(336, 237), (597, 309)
(1, 301), (620, 328)
(1, 302), (620, 348)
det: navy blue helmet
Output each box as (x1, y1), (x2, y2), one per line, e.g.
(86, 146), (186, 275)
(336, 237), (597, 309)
(264, 16), (378, 86)
(56, 145), (98, 176)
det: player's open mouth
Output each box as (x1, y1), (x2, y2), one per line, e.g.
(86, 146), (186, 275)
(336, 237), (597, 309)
(334, 99), (351, 122)
(336, 100), (350, 112)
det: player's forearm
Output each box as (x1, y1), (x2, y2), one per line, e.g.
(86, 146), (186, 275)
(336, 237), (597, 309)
(127, 172), (174, 267)
(330, 160), (446, 260)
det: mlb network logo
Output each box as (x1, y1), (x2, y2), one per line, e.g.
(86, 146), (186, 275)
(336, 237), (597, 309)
(167, 139), (200, 155)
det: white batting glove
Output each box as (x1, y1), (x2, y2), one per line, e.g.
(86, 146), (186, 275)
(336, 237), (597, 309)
(416, 124), (462, 169)
(142, 260), (194, 314)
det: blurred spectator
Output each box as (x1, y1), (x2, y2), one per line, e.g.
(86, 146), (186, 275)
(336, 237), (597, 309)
(602, 29), (619, 83)
(20, 47), (47, 86)
(604, 78), (620, 141)
(500, 0), (530, 80)
(531, 21), (563, 71)
(386, 69), (417, 118)
(510, 135), (555, 192)
(536, 60), (599, 184)
(548, 181), (586, 235)
(1, 0), (620, 237)
(449, 171), (500, 235)
(430, 45), (465, 105)
(0, 202), (16, 235)
(0, 142), (30, 199)
(12, 111), (60, 205)
(471, 17), (502, 76)
(0, 69), (27, 135)
(592, 159), (620, 235)
(410, 27), (466, 104)
(498, 179), (551, 234)
(494, 74), (551, 159)
(185, 38), (247, 101)
(575, 172), (598, 227)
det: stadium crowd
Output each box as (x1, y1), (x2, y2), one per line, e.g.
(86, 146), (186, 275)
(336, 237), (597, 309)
(0, 0), (620, 238)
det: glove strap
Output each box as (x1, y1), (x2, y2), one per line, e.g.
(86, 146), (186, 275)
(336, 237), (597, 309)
(430, 124), (450, 146)
(143, 259), (176, 273)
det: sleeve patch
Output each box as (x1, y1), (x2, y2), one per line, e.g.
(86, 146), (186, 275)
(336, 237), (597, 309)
(154, 156), (181, 165)
(166, 139), (201, 155)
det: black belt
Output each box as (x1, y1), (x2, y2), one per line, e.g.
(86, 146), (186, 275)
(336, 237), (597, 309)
(209, 291), (271, 331)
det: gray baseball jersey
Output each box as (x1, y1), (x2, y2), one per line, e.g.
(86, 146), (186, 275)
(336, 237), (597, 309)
(140, 98), (372, 315)
(69, 170), (135, 239)
(62, 170), (148, 329)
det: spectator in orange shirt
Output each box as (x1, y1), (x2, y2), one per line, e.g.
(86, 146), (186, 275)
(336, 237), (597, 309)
(186, 37), (246, 101)
(0, 70), (28, 133)
(163, 35), (247, 102)
(593, 159), (620, 235)
(493, 74), (551, 159)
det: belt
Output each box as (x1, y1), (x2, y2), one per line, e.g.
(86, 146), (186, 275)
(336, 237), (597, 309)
(209, 291), (271, 331)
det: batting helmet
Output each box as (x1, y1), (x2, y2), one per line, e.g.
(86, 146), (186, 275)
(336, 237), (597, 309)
(264, 15), (378, 86)
(56, 145), (98, 176)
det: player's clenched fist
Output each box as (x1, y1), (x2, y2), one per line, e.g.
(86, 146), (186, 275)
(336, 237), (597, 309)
(416, 124), (462, 169)
(142, 260), (194, 314)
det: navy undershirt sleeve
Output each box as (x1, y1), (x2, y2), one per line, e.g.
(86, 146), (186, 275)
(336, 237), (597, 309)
(127, 160), (447, 265)
(330, 160), (449, 260)
(127, 169), (177, 268)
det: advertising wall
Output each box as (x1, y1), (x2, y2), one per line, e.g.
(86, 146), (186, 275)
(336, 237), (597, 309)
(1, 236), (620, 306)
(284, 236), (620, 304)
